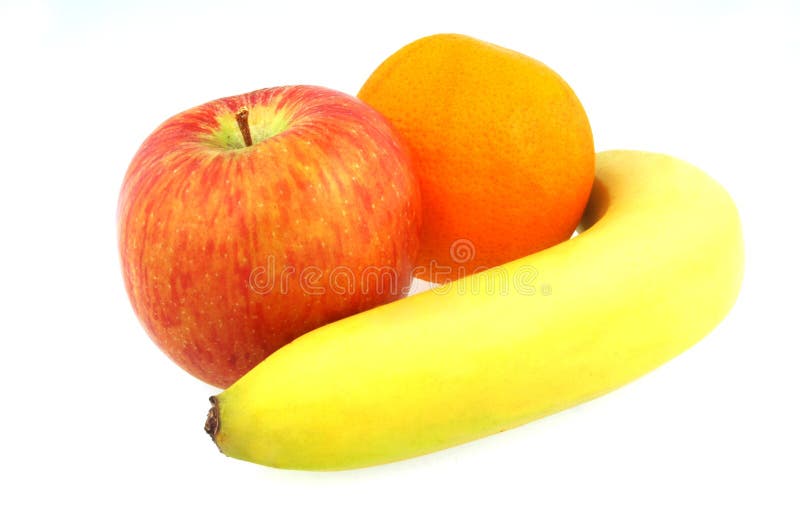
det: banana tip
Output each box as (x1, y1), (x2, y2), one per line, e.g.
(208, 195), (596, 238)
(204, 396), (222, 451)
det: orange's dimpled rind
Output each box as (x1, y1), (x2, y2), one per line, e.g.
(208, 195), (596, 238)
(358, 33), (595, 282)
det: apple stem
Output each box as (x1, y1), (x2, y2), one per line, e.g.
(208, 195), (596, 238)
(235, 107), (253, 147)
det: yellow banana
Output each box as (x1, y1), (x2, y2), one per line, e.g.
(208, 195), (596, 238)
(205, 150), (744, 471)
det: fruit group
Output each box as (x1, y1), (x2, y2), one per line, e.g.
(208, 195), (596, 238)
(118, 85), (420, 388)
(358, 33), (594, 282)
(205, 150), (744, 470)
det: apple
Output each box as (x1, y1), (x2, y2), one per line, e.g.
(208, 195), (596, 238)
(118, 85), (421, 388)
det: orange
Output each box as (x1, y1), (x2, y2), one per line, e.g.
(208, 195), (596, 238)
(358, 33), (594, 283)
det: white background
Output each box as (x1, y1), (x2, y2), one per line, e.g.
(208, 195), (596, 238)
(1, 0), (798, 530)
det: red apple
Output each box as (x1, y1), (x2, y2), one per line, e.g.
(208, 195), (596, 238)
(118, 85), (421, 388)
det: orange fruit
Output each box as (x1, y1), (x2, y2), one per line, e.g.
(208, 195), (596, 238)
(358, 33), (594, 283)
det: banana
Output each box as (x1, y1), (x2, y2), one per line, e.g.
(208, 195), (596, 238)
(204, 150), (744, 471)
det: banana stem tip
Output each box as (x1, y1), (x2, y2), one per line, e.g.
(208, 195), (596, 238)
(205, 396), (222, 451)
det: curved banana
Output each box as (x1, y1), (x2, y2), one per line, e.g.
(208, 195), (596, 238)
(205, 150), (744, 471)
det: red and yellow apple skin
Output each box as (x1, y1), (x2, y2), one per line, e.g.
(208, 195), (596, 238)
(118, 85), (421, 388)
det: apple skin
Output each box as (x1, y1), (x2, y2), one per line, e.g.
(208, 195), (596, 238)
(118, 85), (421, 388)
